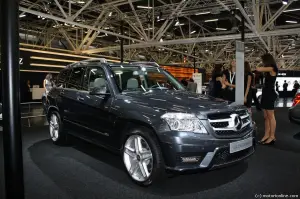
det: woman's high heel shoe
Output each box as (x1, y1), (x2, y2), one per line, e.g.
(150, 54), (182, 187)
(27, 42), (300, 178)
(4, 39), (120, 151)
(257, 138), (269, 144)
(262, 138), (276, 145)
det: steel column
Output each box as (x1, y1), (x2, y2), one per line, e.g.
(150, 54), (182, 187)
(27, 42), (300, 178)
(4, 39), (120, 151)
(193, 48), (196, 72)
(120, 20), (124, 63)
(241, 1), (245, 42)
(0, 0), (25, 198)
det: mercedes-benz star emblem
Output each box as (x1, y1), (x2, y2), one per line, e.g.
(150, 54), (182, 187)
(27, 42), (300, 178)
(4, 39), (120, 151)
(229, 114), (243, 131)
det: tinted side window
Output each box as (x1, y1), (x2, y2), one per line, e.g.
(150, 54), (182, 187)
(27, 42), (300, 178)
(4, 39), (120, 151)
(67, 67), (85, 89)
(83, 67), (107, 91)
(57, 69), (71, 87)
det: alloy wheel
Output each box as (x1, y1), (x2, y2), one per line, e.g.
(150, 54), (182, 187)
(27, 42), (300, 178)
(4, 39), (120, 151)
(49, 114), (59, 141)
(123, 135), (153, 182)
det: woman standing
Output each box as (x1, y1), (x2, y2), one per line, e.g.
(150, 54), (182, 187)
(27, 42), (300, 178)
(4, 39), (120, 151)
(222, 59), (236, 102)
(244, 62), (253, 113)
(43, 73), (53, 97)
(210, 64), (223, 98)
(256, 53), (278, 145)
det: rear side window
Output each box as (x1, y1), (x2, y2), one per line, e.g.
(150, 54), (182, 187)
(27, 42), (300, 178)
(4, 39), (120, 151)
(67, 67), (86, 89)
(56, 69), (71, 87)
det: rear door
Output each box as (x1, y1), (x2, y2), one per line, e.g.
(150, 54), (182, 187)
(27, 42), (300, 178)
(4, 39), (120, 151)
(54, 69), (71, 117)
(63, 66), (86, 131)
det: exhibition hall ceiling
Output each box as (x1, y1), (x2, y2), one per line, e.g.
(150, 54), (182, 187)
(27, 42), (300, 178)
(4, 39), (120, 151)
(18, 0), (300, 69)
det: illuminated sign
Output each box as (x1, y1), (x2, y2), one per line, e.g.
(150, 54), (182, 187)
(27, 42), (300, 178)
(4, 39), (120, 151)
(278, 72), (287, 76)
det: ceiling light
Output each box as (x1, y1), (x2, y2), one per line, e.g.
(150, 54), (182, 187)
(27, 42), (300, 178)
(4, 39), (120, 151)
(109, 12), (112, 17)
(175, 21), (184, 26)
(137, 6), (153, 9)
(216, 27), (227, 31)
(205, 19), (218, 22)
(282, 0), (288, 5)
(286, 20), (297, 24)
(195, 11), (210, 15)
(77, 1), (85, 4)
(190, 30), (196, 34)
(160, 38), (163, 42)
(284, 8), (300, 12)
(19, 14), (26, 18)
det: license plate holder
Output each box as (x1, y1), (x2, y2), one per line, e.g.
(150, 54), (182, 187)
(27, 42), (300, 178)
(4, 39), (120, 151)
(229, 137), (253, 154)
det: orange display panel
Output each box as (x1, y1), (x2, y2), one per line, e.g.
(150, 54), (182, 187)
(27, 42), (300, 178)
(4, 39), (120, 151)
(161, 65), (195, 80)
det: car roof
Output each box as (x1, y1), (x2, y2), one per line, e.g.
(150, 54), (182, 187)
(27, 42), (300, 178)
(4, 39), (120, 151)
(65, 58), (160, 70)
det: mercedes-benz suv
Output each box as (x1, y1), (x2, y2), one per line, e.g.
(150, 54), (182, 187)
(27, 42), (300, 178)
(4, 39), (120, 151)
(45, 59), (256, 186)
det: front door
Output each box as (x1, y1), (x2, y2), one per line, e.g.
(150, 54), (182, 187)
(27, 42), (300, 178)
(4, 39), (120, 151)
(77, 66), (116, 145)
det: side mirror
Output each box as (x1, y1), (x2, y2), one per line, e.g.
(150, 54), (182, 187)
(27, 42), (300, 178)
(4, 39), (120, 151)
(89, 86), (110, 95)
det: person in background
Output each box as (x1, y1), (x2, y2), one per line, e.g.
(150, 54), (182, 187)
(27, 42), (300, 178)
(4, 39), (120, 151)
(181, 78), (188, 87)
(251, 72), (261, 111)
(222, 59), (236, 102)
(187, 78), (197, 93)
(26, 80), (31, 102)
(210, 64), (223, 98)
(283, 80), (288, 100)
(275, 81), (279, 92)
(244, 62), (253, 114)
(293, 80), (299, 97)
(43, 74), (53, 98)
(256, 53), (278, 145)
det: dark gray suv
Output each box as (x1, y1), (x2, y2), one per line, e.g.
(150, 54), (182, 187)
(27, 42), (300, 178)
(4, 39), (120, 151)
(45, 59), (256, 186)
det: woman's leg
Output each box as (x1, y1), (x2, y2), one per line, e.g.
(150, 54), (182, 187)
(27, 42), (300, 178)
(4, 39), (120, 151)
(265, 110), (276, 143)
(261, 109), (271, 141)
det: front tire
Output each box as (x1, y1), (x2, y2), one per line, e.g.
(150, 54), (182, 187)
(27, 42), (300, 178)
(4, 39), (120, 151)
(48, 111), (67, 145)
(122, 127), (165, 186)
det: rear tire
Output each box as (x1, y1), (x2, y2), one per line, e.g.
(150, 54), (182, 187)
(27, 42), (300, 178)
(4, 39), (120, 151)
(42, 97), (47, 113)
(122, 126), (166, 186)
(48, 111), (68, 145)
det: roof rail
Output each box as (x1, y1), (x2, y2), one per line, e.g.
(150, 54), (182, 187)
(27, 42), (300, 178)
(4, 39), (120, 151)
(130, 61), (160, 67)
(66, 58), (107, 68)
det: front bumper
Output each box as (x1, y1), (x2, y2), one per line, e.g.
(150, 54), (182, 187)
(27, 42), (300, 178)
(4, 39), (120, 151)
(158, 127), (256, 172)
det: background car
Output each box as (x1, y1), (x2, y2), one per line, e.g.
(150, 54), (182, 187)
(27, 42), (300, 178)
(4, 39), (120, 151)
(289, 89), (300, 125)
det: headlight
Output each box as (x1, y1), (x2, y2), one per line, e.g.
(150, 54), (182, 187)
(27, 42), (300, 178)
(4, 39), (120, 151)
(161, 113), (207, 134)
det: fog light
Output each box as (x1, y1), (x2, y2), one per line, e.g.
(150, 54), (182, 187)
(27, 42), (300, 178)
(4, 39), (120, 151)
(181, 156), (201, 163)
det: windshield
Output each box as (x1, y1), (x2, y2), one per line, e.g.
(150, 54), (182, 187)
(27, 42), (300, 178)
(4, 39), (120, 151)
(111, 65), (185, 92)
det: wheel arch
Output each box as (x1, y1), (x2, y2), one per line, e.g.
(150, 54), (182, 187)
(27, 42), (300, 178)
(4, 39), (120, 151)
(47, 106), (60, 121)
(115, 118), (161, 151)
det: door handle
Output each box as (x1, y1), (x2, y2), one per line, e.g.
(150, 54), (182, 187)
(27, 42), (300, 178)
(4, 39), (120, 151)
(77, 96), (85, 101)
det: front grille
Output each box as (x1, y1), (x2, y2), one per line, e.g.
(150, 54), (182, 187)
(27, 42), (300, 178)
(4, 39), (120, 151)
(208, 110), (251, 138)
(215, 124), (251, 137)
(213, 147), (254, 166)
(210, 122), (229, 128)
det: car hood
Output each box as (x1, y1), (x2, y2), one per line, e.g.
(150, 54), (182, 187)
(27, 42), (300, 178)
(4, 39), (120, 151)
(120, 90), (238, 115)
